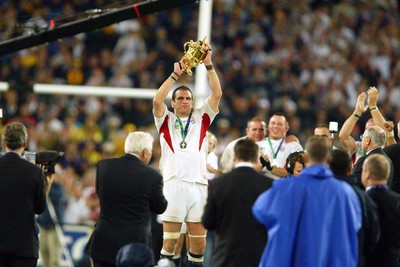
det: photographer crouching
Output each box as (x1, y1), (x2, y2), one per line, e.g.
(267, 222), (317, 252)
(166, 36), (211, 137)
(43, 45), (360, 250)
(0, 122), (54, 267)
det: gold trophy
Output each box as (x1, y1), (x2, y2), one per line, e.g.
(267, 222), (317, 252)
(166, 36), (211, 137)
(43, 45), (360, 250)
(182, 36), (207, 76)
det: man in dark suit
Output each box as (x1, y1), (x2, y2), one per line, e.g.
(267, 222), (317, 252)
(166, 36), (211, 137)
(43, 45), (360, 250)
(383, 122), (400, 193)
(352, 125), (393, 189)
(0, 122), (53, 267)
(202, 139), (273, 267)
(329, 148), (380, 267)
(362, 154), (400, 267)
(85, 131), (168, 267)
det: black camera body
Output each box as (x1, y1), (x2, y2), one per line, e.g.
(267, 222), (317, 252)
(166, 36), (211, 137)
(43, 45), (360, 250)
(34, 151), (64, 175)
(0, 150), (64, 175)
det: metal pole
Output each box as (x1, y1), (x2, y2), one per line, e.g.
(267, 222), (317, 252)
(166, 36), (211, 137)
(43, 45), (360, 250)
(194, 0), (213, 108)
(46, 197), (75, 267)
(33, 83), (169, 99)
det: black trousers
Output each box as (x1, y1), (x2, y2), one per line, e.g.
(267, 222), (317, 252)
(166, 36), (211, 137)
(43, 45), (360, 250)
(0, 252), (37, 267)
(93, 259), (116, 267)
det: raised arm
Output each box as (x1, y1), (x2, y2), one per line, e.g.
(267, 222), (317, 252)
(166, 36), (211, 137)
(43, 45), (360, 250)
(202, 43), (222, 113)
(367, 86), (396, 145)
(152, 62), (186, 118)
(339, 92), (367, 154)
(383, 121), (396, 145)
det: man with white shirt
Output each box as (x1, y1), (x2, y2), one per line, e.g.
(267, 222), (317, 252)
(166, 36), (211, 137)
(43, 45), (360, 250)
(219, 117), (266, 174)
(258, 113), (303, 179)
(152, 41), (222, 267)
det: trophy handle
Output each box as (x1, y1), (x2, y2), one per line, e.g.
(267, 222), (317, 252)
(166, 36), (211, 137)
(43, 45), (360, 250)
(199, 36), (207, 62)
(184, 40), (193, 54)
(184, 37), (206, 53)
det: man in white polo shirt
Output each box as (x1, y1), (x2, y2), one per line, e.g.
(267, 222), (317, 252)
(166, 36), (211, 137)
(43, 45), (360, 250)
(258, 113), (303, 179)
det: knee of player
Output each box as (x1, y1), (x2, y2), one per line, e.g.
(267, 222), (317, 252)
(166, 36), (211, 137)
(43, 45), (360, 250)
(188, 234), (207, 253)
(162, 232), (181, 250)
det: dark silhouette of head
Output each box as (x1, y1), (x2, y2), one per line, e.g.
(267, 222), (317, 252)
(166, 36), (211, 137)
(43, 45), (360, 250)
(116, 243), (154, 267)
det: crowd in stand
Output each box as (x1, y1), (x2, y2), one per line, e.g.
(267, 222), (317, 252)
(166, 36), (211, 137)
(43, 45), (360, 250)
(0, 0), (399, 223)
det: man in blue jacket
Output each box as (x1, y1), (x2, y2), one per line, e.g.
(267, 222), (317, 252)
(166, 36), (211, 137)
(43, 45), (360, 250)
(253, 137), (362, 267)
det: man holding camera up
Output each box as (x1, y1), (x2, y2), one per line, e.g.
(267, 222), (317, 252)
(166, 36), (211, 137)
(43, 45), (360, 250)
(0, 122), (53, 267)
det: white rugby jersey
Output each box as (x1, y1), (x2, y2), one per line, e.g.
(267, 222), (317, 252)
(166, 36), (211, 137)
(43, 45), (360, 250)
(219, 136), (249, 174)
(257, 138), (303, 179)
(154, 100), (217, 185)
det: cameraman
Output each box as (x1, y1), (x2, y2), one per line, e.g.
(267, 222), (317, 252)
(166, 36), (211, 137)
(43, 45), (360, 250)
(0, 122), (53, 267)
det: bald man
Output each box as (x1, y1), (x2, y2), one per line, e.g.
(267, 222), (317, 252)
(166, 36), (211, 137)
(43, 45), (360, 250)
(362, 154), (400, 267)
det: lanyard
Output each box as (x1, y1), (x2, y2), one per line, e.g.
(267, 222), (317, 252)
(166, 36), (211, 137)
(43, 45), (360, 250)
(267, 137), (285, 159)
(176, 113), (192, 142)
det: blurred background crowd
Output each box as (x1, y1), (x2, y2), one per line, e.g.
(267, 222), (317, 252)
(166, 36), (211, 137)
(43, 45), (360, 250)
(0, 0), (399, 226)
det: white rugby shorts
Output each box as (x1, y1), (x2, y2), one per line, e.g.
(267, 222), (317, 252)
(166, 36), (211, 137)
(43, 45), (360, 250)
(161, 180), (208, 223)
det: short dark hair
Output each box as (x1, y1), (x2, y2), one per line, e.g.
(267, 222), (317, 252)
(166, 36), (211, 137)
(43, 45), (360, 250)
(286, 151), (305, 175)
(315, 124), (329, 130)
(269, 113), (289, 127)
(2, 122), (27, 150)
(172, 85), (193, 101)
(247, 116), (264, 124)
(234, 139), (259, 163)
(305, 136), (330, 163)
(247, 117), (266, 130)
(329, 149), (352, 176)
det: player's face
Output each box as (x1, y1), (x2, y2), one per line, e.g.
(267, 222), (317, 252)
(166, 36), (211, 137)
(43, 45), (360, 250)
(172, 90), (193, 117)
(314, 127), (331, 141)
(246, 121), (266, 142)
(268, 115), (288, 140)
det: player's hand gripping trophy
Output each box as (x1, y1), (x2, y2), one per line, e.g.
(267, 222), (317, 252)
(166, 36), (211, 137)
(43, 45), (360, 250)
(181, 36), (210, 76)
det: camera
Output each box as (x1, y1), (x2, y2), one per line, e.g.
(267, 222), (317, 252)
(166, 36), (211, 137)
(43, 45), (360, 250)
(1, 150), (64, 175)
(28, 150), (64, 175)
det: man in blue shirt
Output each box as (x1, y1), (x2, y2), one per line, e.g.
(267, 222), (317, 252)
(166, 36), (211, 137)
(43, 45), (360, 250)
(253, 137), (362, 267)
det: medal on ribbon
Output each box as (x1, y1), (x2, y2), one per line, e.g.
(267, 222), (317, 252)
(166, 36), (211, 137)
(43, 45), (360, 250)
(176, 113), (192, 149)
(180, 141), (187, 149)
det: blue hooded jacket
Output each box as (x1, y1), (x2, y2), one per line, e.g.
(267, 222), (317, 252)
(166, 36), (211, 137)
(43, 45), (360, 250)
(253, 164), (362, 267)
